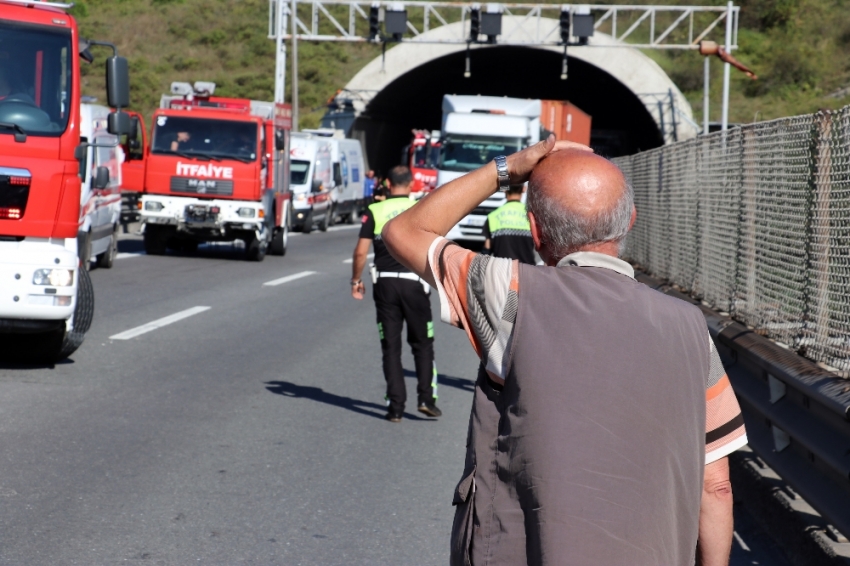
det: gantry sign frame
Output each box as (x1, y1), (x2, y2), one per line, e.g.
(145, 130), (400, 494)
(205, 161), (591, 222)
(268, 0), (740, 132)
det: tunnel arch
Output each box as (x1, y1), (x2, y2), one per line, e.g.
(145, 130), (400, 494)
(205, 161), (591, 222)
(331, 18), (695, 173)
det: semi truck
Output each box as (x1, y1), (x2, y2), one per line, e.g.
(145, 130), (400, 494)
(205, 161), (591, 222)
(438, 95), (541, 243)
(437, 95), (592, 242)
(139, 82), (292, 261)
(0, 0), (130, 362)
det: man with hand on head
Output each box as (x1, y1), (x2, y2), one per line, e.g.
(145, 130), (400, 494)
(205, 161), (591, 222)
(382, 137), (746, 565)
(350, 165), (441, 423)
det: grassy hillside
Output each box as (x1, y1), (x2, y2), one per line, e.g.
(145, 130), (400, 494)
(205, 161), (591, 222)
(71, 0), (850, 129)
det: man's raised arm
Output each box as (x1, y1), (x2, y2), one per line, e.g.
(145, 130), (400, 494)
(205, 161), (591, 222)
(382, 136), (589, 285)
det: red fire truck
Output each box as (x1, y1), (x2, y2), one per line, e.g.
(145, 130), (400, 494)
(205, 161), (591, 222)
(402, 129), (440, 197)
(138, 82), (292, 261)
(0, 0), (130, 362)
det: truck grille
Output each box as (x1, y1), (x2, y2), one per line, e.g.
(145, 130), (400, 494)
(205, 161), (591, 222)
(0, 167), (31, 220)
(170, 176), (233, 196)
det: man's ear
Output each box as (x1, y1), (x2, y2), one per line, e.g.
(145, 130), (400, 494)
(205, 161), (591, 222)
(528, 211), (543, 251)
(628, 205), (637, 231)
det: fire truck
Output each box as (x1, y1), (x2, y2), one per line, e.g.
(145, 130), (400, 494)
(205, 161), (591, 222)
(402, 129), (440, 198)
(138, 82), (292, 261)
(0, 0), (130, 362)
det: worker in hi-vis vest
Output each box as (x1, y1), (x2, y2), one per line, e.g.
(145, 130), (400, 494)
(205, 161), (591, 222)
(483, 185), (536, 264)
(350, 165), (441, 423)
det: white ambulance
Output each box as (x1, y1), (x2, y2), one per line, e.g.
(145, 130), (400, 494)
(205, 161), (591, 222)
(78, 102), (123, 268)
(302, 129), (366, 224)
(289, 133), (333, 234)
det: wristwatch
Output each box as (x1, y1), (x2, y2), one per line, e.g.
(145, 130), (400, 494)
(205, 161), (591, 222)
(494, 155), (510, 192)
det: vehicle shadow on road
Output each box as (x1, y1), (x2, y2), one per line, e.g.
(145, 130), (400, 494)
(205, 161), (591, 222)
(403, 369), (475, 393)
(264, 381), (432, 421)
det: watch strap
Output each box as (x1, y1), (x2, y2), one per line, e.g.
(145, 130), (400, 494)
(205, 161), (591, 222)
(494, 155), (510, 192)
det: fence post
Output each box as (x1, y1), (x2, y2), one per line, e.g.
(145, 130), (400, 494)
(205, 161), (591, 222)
(737, 126), (758, 323)
(809, 112), (833, 362)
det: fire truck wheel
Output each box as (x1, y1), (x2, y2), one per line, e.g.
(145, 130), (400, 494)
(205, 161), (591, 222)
(270, 223), (288, 256)
(143, 226), (167, 255)
(319, 209), (330, 232)
(56, 266), (95, 361)
(78, 230), (92, 271)
(96, 225), (118, 268)
(246, 235), (267, 262)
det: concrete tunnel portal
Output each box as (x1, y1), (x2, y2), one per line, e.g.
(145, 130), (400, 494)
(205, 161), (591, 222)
(321, 20), (696, 174)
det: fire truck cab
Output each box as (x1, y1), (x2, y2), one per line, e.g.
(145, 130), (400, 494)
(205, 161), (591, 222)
(402, 129), (440, 199)
(0, 0), (131, 362)
(139, 82), (292, 261)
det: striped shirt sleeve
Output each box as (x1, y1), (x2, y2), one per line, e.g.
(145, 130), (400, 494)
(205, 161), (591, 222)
(428, 237), (519, 381)
(705, 335), (748, 464)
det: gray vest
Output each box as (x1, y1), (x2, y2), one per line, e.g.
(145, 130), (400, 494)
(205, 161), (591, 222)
(451, 263), (709, 566)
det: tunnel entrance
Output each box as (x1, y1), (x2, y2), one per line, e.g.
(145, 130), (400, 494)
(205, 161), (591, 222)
(343, 46), (665, 174)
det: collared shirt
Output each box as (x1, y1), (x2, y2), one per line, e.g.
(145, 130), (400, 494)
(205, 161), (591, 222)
(428, 237), (747, 463)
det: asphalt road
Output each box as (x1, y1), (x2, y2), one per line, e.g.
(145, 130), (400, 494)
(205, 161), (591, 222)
(0, 226), (791, 565)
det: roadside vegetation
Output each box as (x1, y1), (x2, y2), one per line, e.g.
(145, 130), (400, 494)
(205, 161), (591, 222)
(72, 0), (850, 129)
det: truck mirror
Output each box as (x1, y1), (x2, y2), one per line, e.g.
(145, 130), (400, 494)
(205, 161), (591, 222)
(93, 166), (110, 190)
(106, 56), (130, 109)
(108, 110), (132, 136)
(275, 131), (286, 151)
(311, 179), (323, 193)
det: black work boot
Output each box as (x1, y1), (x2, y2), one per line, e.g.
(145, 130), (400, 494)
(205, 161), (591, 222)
(417, 402), (442, 418)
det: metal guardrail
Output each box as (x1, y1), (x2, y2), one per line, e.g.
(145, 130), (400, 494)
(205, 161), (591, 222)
(637, 273), (850, 540)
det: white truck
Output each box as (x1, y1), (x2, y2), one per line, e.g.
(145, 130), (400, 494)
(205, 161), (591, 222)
(301, 129), (366, 225)
(437, 95), (540, 243)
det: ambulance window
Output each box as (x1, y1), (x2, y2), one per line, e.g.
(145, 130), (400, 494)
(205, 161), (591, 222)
(290, 160), (310, 185)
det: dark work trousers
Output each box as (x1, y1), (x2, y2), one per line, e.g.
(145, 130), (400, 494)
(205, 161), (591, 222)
(373, 277), (436, 413)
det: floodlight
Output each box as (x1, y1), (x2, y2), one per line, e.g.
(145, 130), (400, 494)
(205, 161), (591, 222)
(193, 81), (216, 96)
(171, 82), (193, 96)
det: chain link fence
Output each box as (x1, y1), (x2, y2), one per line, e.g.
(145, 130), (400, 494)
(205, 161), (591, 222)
(614, 108), (850, 374)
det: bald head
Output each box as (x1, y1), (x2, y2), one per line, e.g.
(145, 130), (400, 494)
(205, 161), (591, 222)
(526, 150), (634, 263)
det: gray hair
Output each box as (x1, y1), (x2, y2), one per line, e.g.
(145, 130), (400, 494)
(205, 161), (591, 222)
(526, 172), (634, 262)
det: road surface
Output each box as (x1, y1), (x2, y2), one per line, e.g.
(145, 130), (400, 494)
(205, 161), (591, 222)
(0, 226), (790, 565)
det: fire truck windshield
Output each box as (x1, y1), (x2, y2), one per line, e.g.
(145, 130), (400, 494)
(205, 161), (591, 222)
(438, 135), (524, 172)
(0, 21), (72, 137)
(152, 116), (258, 163)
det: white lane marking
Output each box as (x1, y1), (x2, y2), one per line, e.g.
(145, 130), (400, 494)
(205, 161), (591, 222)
(343, 253), (373, 264)
(263, 270), (316, 287)
(109, 306), (211, 340)
(732, 531), (750, 552)
(116, 252), (145, 259)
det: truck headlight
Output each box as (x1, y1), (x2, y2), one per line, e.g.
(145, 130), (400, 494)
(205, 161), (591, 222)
(145, 201), (164, 212)
(33, 268), (74, 287)
(237, 207), (255, 218)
